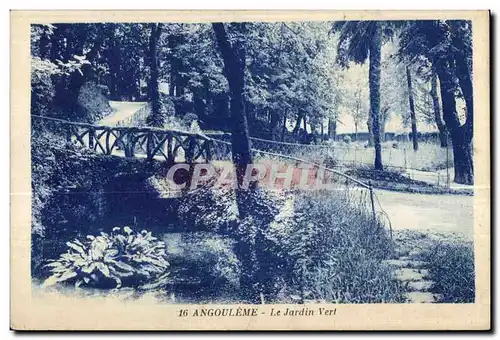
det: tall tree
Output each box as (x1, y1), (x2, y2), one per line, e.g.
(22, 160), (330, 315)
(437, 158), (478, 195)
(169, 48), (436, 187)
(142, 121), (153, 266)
(212, 23), (253, 188)
(368, 23), (383, 169)
(333, 21), (387, 170)
(400, 20), (473, 184)
(406, 65), (419, 151)
(212, 22), (263, 302)
(147, 23), (163, 127)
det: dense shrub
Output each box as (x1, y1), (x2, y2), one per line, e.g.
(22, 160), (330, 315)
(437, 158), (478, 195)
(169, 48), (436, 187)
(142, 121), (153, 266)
(31, 129), (161, 275)
(166, 232), (241, 292)
(75, 81), (113, 122)
(159, 94), (176, 117)
(177, 187), (239, 234)
(43, 227), (169, 290)
(422, 243), (475, 303)
(264, 189), (404, 303)
(31, 57), (58, 116)
(163, 166), (402, 303)
(31, 55), (91, 118)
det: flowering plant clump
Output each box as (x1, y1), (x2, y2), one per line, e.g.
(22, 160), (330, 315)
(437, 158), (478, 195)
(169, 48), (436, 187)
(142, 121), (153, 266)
(43, 227), (169, 290)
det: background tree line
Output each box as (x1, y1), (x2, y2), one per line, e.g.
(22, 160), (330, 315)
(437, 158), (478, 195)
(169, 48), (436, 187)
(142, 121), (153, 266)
(31, 20), (474, 184)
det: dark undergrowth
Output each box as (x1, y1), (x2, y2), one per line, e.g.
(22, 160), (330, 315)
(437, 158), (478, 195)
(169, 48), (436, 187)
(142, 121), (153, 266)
(269, 189), (405, 303)
(421, 243), (475, 303)
(32, 129), (405, 303)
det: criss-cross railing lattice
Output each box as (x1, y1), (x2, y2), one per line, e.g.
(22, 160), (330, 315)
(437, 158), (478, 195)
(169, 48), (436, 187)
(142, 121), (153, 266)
(33, 115), (214, 164)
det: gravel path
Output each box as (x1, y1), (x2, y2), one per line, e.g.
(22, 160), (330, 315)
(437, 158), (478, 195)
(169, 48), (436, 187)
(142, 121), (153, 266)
(374, 189), (474, 241)
(99, 101), (148, 126)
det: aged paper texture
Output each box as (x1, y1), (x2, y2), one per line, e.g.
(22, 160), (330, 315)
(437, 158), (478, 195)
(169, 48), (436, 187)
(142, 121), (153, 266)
(11, 10), (490, 330)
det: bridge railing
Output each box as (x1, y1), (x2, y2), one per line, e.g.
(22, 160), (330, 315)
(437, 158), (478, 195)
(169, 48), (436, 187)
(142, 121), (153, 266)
(208, 135), (393, 239)
(32, 114), (392, 238)
(32, 115), (214, 164)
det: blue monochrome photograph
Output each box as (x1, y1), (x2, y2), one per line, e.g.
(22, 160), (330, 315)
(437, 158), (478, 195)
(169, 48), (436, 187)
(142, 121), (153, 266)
(30, 18), (479, 308)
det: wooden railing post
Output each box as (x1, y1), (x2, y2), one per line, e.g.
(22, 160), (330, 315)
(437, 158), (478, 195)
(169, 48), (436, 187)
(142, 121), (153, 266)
(167, 134), (174, 163)
(146, 131), (154, 160)
(125, 131), (135, 158)
(88, 128), (95, 150)
(105, 128), (112, 155)
(65, 126), (72, 143)
(205, 140), (213, 162)
(185, 136), (195, 164)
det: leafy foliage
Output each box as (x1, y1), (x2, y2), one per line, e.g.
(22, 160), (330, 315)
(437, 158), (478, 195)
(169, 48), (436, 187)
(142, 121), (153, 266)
(263, 190), (404, 303)
(75, 81), (113, 122)
(43, 227), (169, 290)
(422, 243), (475, 303)
(31, 55), (90, 117)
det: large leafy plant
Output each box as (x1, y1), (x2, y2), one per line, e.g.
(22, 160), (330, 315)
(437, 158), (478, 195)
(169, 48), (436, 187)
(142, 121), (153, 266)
(43, 227), (169, 290)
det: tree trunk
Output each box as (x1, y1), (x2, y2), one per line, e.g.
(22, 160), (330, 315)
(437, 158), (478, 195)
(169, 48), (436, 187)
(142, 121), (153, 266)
(435, 56), (473, 184)
(367, 115), (373, 147)
(293, 113), (302, 135)
(369, 24), (383, 170)
(108, 27), (122, 100)
(270, 110), (280, 141)
(213, 23), (253, 186)
(430, 72), (448, 147)
(328, 118), (337, 141)
(451, 133), (474, 184)
(214, 23), (270, 302)
(302, 115), (308, 143)
(148, 24), (162, 127)
(451, 24), (473, 144)
(354, 122), (358, 142)
(281, 111), (287, 142)
(406, 65), (419, 151)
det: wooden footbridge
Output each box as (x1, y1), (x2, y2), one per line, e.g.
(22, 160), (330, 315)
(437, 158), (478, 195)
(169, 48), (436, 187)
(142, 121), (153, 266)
(32, 110), (392, 238)
(33, 115), (214, 164)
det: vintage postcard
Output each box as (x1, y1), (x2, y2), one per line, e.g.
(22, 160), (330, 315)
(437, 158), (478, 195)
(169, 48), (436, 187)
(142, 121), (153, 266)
(10, 10), (490, 330)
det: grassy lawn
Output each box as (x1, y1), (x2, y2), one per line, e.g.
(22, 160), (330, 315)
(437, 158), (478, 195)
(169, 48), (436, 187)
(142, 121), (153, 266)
(257, 140), (453, 173)
(421, 243), (475, 303)
(394, 230), (474, 303)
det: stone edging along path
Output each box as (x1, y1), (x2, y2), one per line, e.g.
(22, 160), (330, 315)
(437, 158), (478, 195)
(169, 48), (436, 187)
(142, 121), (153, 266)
(383, 258), (441, 303)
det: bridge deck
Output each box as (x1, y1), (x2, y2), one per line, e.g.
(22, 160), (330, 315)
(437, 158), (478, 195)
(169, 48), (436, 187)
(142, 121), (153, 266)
(100, 101), (149, 126)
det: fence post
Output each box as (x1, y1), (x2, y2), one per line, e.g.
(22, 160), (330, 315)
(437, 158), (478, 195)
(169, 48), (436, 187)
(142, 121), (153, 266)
(403, 148), (407, 171)
(446, 144), (451, 191)
(369, 181), (376, 222)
